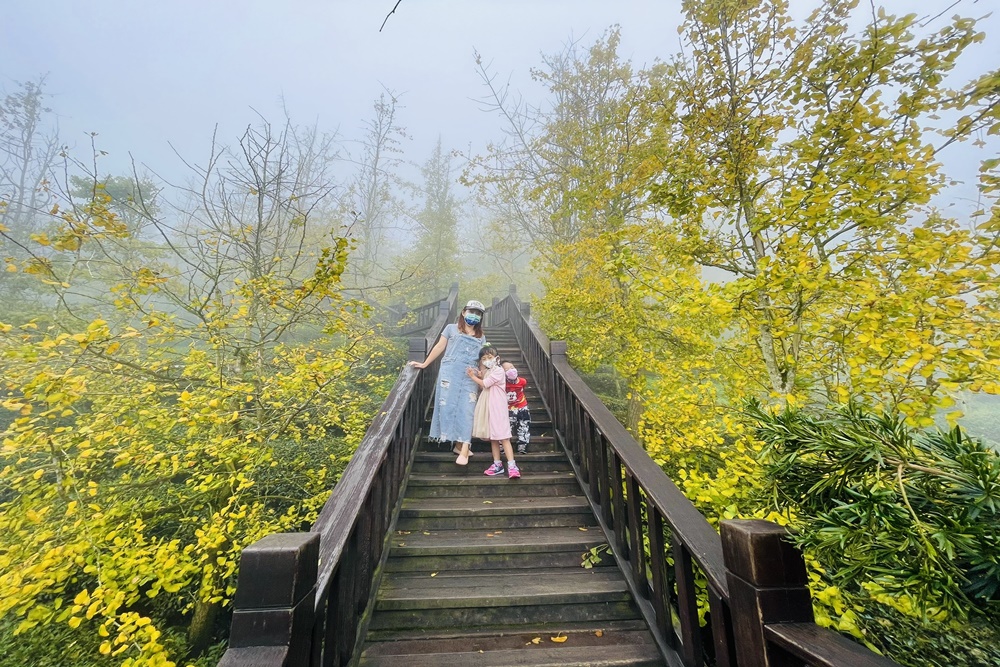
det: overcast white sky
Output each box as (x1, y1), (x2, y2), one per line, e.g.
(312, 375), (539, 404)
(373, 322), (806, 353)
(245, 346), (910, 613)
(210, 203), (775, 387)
(3, 0), (998, 208)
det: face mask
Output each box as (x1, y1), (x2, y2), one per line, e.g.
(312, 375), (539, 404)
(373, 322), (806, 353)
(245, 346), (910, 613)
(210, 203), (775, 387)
(483, 358), (496, 369)
(505, 369), (518, 381)
(464, 313), (482, 326)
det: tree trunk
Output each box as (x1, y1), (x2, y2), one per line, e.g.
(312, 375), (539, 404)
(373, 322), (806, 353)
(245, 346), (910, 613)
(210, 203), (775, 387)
(187, 597), (220, 656)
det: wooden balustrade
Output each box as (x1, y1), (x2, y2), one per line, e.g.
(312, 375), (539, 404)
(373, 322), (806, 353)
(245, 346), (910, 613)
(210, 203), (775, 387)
(218, 287), (459, 667)
(399, 283), (459, 335)
(499, 286), (899, 667)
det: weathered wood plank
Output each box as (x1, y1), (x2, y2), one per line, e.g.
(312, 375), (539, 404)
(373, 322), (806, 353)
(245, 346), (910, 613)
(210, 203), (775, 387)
(765, 623), (899, 667)
(548, 353), (729, 599)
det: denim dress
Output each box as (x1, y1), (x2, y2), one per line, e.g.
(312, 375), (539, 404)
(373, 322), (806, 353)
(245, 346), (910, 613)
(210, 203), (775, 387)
(428, 323), (486, 443)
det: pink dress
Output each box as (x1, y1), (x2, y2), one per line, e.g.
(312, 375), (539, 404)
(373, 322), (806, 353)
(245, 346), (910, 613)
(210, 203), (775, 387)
(482, 366), (513, 441)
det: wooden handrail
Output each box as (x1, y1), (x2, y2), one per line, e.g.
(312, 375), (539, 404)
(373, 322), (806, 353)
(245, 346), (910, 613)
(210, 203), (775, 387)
(218, 285), (459, 667)
(496, 286), (900, 667)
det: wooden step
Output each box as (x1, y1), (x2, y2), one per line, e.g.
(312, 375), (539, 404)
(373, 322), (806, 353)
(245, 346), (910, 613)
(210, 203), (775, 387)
(405, 472), (581, 498)
(397, 495), (595, 530)
(363, 618), (651, 642)
(411, 452), (571, 474)
(359, 629), (662, 667)
(377, 568), (629, 609)
(383, 549), (612, 572)
(367, 602), (644, 634)
(385, 526), (604, 557)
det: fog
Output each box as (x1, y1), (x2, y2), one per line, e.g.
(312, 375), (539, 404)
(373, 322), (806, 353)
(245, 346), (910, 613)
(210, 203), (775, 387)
(6, 1), (996, 193)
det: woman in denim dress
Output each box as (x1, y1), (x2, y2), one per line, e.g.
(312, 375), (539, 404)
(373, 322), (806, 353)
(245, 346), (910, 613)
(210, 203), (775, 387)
(409, 300), (487, 464)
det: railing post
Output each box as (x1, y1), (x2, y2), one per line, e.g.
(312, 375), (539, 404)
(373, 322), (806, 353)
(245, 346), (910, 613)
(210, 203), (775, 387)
(220, 533), (320, 667)
(520, 301), (530, 319)
(720, 520), (813, 667)
(408, 338), (427, 363)
(509, 283), (517, 296)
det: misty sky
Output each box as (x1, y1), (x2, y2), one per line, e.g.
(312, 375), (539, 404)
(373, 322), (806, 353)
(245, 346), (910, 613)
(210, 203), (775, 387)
(3, 0), (999, 210)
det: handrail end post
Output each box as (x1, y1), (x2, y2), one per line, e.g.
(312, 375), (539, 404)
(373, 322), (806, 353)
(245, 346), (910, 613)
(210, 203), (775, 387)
(223, 532), (320, 666)
(408, 338), (427, 363)
(721, 519), (813, 667)
(551, 341), (568, 358)
(520, 301), (530, 318)
(509, 283), (517, 295)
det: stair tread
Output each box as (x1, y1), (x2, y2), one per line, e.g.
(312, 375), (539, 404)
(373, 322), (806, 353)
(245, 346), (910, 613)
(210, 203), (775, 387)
(415, 451), (566, 462)
(361, 629), (655, 657)
(400, 496), (589, 515)
(383, 567), (625, 587)
(408, 471), (577, 485)
(362, 618), (651, 642)
(359, 642), (663, 666)
(388, 526), (604, 551)
(377, 577), (629, 606)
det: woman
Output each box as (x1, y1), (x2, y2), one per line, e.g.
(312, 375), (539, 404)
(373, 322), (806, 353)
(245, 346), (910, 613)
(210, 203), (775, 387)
(409, 300), (487, 464)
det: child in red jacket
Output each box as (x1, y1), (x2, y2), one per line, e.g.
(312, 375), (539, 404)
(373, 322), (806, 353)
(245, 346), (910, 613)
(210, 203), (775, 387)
(502, 362), (531, 454)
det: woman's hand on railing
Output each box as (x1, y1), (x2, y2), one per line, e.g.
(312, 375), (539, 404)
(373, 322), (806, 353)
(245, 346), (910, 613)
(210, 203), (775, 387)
(408, 360), (427, 370)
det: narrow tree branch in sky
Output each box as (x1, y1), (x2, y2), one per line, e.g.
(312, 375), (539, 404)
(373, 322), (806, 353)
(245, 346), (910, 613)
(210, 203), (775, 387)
(380, 0), (403, 33)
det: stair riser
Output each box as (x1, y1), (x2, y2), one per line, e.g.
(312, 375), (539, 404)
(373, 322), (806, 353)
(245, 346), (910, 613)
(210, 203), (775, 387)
(406, 483), (581, 498)
(396, 513), (597, 531)
(418, 441), (559, 455)
(411, 460), (572, 473)
(368, 600), (641, 631)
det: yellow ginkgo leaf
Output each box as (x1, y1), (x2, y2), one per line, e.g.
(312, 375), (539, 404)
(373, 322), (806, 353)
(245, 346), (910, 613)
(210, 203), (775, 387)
(550, 635), (568, 643)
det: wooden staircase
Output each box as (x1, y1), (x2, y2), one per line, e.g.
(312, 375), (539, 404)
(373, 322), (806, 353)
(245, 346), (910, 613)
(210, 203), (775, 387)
(357, 325), (664, 666)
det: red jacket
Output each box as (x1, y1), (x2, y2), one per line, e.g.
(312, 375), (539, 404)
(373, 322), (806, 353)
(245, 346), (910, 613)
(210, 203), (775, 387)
(506, 376), (527, 409)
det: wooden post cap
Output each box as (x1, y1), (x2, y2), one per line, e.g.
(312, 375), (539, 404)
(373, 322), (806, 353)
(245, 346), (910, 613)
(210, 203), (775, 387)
(551, 341), (568, 357)
(232, 533), (320, 609)
(720, 520), (808, 588)
(408, 338), (426, 362)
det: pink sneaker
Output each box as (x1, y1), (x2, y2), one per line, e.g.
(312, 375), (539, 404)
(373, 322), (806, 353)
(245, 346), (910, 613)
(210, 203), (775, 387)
(507, 463), (521, 479)
(484, 462), (504, 476)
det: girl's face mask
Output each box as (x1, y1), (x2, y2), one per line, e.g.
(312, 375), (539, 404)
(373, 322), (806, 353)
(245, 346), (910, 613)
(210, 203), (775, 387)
(505, 369), (518, 381)
(464, 312), (482, 326)
(483, 358), (496, 369)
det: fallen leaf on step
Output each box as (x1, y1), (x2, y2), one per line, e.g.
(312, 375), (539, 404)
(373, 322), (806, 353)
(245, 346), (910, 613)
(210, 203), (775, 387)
(550, 635), (568, 643)
(423, 531), (430, 535)
(397, 530), (411, 535)
(578, 527), (588, 531)
(530, 637), (541, 644)
(397, 542), (405, 546)
(430, 572), (438, 577)
(594, 630), (604, 637)
(494, 530), (502, 534)
(483, 500), (493, 504)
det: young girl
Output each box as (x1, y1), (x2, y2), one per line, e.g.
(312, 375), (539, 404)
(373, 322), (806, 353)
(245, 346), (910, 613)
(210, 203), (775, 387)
(467, 346), (520, 479)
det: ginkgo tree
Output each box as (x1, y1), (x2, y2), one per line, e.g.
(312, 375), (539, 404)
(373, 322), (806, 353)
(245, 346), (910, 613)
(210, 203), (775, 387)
(0, 117), (401, 666)
(649, 0), (1000, 417)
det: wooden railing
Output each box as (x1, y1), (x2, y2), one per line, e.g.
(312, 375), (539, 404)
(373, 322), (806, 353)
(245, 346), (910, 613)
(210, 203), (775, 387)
(494, 286), (899, 667)
(218, 288), (460, 667)
(399, 283), (460, 335)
